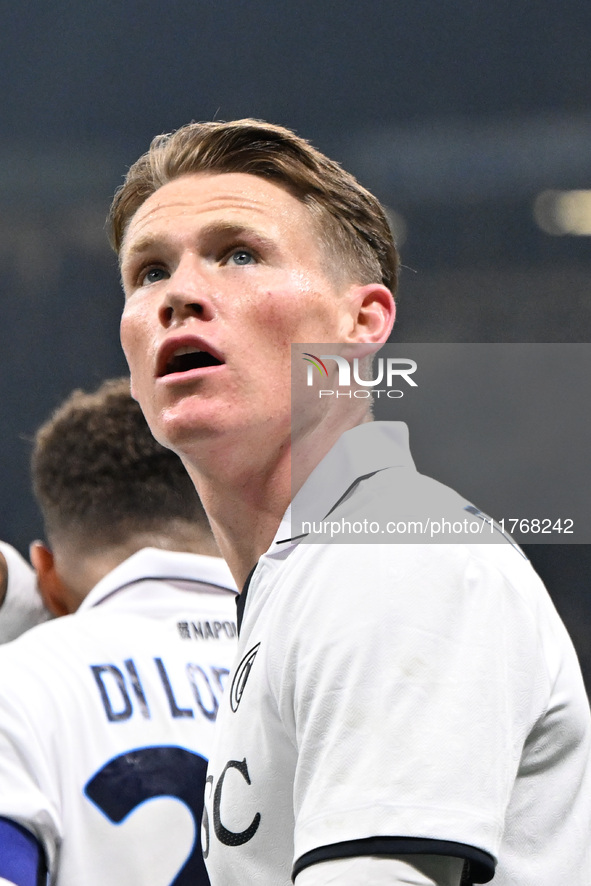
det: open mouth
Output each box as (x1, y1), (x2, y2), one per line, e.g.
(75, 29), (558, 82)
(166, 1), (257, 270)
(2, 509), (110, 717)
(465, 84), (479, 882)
(162, 347), (223, 376)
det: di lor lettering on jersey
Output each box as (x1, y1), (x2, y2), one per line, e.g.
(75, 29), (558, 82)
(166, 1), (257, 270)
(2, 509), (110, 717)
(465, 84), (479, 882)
(303, 353), (418, 399)
(91, 655), (231, 724)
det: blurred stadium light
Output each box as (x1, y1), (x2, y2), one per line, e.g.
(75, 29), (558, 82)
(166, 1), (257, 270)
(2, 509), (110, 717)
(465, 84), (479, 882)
(534, 189), (591, 236)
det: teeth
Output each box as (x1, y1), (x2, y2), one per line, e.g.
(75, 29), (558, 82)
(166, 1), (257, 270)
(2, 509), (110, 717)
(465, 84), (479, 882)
(173, 346), (202, 357)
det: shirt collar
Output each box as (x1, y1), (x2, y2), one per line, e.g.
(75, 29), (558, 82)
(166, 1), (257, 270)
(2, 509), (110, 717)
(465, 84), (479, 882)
(272, 421), (414, 550)
(78, 548), (236, 611)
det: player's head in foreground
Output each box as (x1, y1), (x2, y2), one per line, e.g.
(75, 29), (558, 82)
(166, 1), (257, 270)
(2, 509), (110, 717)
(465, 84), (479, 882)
(30, 376), (217, 615)
(114, 119), (399, 582)
(115, 119), (398, 458)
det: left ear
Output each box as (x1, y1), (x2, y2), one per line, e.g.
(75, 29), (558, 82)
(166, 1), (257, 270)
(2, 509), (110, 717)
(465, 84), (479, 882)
(344, 283), (396, 345)
(29, 541), (74, 617)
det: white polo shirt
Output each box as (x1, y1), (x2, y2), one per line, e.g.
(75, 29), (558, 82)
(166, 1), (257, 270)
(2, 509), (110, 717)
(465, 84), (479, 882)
(204, 421), (591, 886)
(0, 547), (237, 886)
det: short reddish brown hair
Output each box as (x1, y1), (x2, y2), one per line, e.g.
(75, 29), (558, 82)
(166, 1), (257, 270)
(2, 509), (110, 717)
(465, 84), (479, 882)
(108, 118), (399, 295)
(32, 377), (210, 546)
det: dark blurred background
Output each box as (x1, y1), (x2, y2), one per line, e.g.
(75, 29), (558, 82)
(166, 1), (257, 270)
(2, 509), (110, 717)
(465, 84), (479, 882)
(1, 0), (590, 684)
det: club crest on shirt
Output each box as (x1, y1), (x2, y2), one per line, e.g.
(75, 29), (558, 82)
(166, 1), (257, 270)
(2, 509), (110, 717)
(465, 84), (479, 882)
(230, 644), (260, 712)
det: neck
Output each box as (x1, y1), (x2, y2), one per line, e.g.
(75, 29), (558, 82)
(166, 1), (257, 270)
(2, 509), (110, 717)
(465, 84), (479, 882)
(54, 526), (220, 604)
(183, 407), (371, 588)
(185, 443), (291, 589)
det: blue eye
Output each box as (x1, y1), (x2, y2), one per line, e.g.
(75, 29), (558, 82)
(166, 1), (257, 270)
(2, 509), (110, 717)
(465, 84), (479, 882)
(229, 250), (255, 266)
(141, 267), (169, 285)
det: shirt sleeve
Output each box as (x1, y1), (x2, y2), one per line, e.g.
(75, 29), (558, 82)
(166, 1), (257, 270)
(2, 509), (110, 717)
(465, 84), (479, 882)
(0, 817), (46, 886)
(0, 652), (61, 876)
(280, 543), (547, 881)
(295, 854), (464, 885)
(0, 544), (51, 643)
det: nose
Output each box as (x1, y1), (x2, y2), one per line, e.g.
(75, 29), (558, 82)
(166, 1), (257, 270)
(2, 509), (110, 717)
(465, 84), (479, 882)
(158, 255), (216, 327)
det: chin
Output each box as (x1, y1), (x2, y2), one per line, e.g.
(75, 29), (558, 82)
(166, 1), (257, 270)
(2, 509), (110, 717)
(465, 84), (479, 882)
(158, 400), (230, 449)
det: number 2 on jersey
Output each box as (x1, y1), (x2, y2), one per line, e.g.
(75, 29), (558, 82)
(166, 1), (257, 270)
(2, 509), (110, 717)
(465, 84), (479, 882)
(85, 745), (209, 885)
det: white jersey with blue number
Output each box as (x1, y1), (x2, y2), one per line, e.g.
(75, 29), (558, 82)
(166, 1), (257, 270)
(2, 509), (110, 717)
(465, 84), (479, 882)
(0, 547), (237, 886)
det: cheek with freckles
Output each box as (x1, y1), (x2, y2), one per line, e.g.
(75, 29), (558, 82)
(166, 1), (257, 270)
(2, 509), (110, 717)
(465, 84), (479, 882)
(120, 306), (158, 380)
(248, 276), (345, 350)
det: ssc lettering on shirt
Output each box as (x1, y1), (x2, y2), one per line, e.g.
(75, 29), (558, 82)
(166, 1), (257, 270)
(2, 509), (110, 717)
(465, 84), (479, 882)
(91, 657), (230, 723)
(177, 620), (237, 640)
(203, 756), (261, 857)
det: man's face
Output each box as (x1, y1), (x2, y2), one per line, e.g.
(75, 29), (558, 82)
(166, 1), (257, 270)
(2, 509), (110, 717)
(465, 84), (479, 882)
(119, 172), (358, 456)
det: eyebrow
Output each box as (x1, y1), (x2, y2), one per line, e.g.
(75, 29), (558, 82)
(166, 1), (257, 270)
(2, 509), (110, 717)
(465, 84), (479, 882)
(120, 234), (159, 264)
(120, 220), (278, 267)
(200, 221), (278, 253)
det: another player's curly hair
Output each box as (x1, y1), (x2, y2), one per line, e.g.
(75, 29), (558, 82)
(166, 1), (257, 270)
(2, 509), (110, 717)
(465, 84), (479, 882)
(108, 118), (399, 296)
(32, 377), (210, 546)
